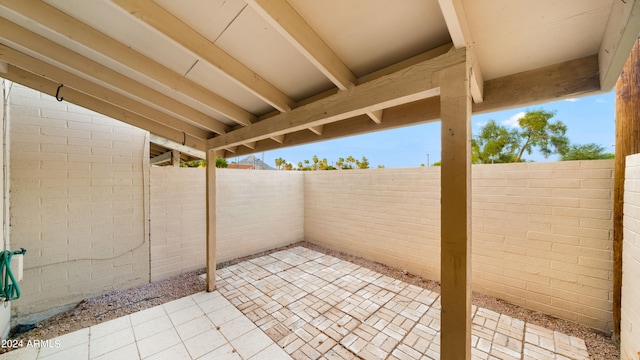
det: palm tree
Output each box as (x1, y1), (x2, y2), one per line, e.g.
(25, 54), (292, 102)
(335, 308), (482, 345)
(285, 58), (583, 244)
(312, 155), (319, 170)
(337, 157), (344, 169)
(346, 155), (356, 169)
(298, 162), (303, 170)
(275, 157), (285, 170)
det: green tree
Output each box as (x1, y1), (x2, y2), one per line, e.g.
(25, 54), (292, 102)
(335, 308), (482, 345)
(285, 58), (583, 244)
(274, 157), (284, 170)
(358, 156), (370, 169)
(297, 161), (303, 170)
(215, 157), (227, 168)
(337, 157), (345, 169)
(515, 110), (568, 162)
(312, 155), (319, 170)
(472, 110), (569, 163)
(560, 143), (614, 161)
(472, 120), (519, 164)
(346, 155), (356, 169)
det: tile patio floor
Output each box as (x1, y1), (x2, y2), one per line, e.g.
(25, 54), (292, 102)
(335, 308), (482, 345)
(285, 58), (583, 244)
(3, 247), (590, 360)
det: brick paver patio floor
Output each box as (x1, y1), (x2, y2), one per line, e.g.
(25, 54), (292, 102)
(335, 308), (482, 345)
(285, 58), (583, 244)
(2, 246), (590, 359)
(216, 247), (590, 360)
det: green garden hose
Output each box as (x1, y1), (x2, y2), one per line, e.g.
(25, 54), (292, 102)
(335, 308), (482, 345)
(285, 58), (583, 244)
(0, 248), (26, 301)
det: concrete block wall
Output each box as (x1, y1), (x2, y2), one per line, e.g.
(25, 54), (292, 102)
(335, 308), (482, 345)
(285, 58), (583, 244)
(216, 169), (304, 263)
(472, 161), (613, 331)
(8, 84), (149, 319)
(622, 153), (640, 359)
(150, 167), (205, 281)
(304, 168), (441, 279)
(304, 161), (614, 331)
(1, 80), (10, 338)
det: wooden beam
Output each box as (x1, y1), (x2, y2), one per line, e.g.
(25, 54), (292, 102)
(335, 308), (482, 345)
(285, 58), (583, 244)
(438, 56), (472, 359)
(243, 142), (257, 150)
(227, 99), (440, 157)
(206, 149), (222, 292)
(150, 151), (173, 165)
(226, 55), (600, 156)
(4, 65), (207, 150)
(171, 150), (180, 167)
(0, 0), (255, 127)
(613, 35), (640, 341)
(0, 18), (228, 135)
(367, 110), (383, 124)
(271, 134), (286, 144)
(208, 48), (465, 150)
(437, 0), (484, 103)
(0, 60), (7, 73)
(247, 0), (357, 91)
(308, 125), (323, 136)
(473, 55), (600, 114)
(149, 134), (206, 159)
(0, 43), (216, 139)
(247, 0), (388, 127)
(599, 0), (640, 91)
(112, 0), (295, 113)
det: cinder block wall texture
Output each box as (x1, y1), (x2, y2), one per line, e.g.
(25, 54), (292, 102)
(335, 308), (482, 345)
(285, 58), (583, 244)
(305, 161), (614, 331)
(149, 168), (304, 281)
(9, 84), (149, 318)
(149, 167), (206, 281)
(622, 153), (640, 359)
(216, 169), (304, 263)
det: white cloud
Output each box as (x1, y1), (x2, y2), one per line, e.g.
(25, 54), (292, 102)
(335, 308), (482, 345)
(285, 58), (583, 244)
(564, 98), (579, 102)
(501, 111), (525, 128)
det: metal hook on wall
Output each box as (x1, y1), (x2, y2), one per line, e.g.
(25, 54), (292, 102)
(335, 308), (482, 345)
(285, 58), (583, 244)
(55, 84), (64, 102)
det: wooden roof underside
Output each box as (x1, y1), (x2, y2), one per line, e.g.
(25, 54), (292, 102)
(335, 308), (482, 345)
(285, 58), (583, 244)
(0, 0), (638, 158)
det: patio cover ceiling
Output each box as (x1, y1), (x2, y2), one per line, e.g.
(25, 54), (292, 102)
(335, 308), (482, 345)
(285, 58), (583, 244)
(0, 0), (638, 158)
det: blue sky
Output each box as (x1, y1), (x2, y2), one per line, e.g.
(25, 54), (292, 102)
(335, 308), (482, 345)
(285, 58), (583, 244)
(249, 90), (616, 168)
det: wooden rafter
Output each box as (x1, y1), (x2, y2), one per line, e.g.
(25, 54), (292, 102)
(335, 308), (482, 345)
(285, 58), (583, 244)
(0, 43), (214, 140)
(247, 0), (387, 126)
(0, 0), (255, 127)
(0, 18), (228, 135)
(4, 65), (207, 150)
(437, 0), (484, 103)
(247, 0), (356, 90)
(150, 134), (206, 160)
(150, 151), (174, 165)
(112, 0), (296, 113)
(208, 48), (466, 150)
(598, 0), (640, 91)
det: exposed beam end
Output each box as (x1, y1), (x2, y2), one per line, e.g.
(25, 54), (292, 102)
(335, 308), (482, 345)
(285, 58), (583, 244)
(271, 134), (286, 144)
(0, 60), (7, 74)
(367, 110), (384, 124)
(309, 125), (324, 135)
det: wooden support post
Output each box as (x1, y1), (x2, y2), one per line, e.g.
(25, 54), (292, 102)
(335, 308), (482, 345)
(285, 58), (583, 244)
(205, 149), (221, 292)
(171, 150), (180, 167)
(439, 56), (472, 359)
(613, 35), (640, 340)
